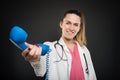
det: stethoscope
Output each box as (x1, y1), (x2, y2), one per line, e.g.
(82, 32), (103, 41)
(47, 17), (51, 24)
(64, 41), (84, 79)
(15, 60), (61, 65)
(54, 40), (89, 75)
(54, 41), (68, 62)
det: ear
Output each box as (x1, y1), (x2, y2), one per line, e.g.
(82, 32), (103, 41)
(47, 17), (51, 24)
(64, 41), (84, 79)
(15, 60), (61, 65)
(59, 21), (63, 29)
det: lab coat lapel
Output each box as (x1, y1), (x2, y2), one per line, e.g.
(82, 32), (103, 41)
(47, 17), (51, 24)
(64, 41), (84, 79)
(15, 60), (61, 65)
(58, 38), (70, 54)
(76, 42), (88, 80)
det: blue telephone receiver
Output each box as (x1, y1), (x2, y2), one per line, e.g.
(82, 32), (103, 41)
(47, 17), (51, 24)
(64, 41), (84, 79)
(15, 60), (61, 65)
(9, 25), (50, 56)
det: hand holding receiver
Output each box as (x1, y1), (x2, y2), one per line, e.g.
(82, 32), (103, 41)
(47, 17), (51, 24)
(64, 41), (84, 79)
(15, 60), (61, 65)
(9, 25), (50, 56)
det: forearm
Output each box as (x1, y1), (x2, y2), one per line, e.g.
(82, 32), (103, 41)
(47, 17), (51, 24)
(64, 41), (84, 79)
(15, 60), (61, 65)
(30, 56), (46, 77)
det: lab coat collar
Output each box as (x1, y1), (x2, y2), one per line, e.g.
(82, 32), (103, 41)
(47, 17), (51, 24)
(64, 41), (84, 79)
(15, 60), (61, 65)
(58, 37), (77, 46)
(58, 37), (66, 46)
(58, 37), (80, 54)
(58, 37), (69, 53)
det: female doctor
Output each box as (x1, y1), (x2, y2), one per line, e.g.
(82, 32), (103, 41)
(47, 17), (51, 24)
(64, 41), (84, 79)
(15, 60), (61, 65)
(22, 9), (97, 80)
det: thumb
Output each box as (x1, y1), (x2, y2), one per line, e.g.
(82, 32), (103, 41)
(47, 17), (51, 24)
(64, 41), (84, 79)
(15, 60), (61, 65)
(25, 42), (33, 49)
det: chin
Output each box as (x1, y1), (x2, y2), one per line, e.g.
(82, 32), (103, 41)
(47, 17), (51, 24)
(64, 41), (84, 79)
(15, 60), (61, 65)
(64, 36), (74, 40)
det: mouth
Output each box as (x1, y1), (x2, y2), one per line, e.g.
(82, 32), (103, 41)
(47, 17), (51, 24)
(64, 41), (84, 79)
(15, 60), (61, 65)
(66, 30), (75, 35)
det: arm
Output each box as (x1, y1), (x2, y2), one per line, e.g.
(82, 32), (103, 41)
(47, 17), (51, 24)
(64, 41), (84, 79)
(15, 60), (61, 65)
(21, 42), (46, 77)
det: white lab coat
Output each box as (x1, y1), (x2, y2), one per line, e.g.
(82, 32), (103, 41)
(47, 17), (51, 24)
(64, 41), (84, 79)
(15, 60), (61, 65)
(30, 38), (97, 80)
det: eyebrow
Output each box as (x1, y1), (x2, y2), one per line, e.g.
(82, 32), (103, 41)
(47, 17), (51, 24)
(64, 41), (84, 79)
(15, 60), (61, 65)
(64, 19), (80, 25)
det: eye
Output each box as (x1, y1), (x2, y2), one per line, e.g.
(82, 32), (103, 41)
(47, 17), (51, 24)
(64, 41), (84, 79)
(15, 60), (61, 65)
(74, 23), (79, 27)
(66, 22), (71, 25)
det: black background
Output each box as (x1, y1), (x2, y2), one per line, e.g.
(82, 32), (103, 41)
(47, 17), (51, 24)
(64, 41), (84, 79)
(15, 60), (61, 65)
(0, 0), (119, 80)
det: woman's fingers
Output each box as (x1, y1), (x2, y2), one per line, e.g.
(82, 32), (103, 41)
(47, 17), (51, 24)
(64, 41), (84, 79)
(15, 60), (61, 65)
(22, 44), (42, 62)
(33, 46), (42, 59)
(22, 42), (33, 57)
(25, 42), (33, 49)
(21, 48), (30, 57)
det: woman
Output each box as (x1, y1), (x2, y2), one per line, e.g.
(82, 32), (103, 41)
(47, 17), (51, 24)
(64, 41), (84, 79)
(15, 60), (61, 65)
(22, 9), (97, 80)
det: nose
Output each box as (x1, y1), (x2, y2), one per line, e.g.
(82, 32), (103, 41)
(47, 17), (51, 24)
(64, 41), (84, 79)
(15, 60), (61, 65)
(69, 24), (74, 31)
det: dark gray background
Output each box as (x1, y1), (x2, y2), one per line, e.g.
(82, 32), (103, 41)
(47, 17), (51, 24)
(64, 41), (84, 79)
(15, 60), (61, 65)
(1, 0), (119, 80)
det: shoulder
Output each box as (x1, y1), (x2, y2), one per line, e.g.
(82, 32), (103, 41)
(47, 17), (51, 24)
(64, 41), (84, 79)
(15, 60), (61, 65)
(80, 45), (91, 55)
(82, 45), (89, 52)
(76, 41), (90, 53)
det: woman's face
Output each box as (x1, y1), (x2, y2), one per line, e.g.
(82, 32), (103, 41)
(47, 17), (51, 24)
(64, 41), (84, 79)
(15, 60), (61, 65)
(60, 13), (81, 40)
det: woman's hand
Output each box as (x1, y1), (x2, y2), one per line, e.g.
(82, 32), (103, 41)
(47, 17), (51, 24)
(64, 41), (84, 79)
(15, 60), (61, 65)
(21, 42), (42, 62)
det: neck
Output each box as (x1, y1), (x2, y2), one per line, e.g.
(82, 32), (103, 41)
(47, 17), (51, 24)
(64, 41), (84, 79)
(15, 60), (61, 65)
(62, 37), (75, 51)
(62, 37), (74, 44)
